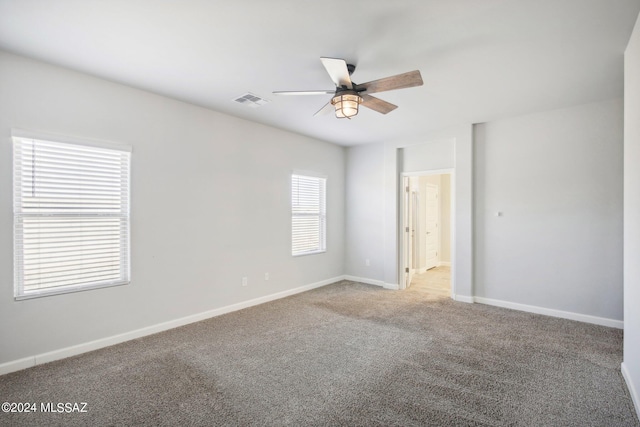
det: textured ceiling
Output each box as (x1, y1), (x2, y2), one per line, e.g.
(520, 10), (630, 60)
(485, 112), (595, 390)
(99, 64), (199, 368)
(1, 0), (639, 146)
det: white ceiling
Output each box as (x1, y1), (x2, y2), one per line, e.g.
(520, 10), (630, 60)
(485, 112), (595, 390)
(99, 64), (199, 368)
(1, 0), (639, 146)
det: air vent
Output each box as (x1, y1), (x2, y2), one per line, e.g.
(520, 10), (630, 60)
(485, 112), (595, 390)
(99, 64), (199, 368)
(233, 92), (270, 108)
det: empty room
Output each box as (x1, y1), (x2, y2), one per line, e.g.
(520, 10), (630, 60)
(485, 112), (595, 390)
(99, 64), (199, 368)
(1, 1), (640, 426)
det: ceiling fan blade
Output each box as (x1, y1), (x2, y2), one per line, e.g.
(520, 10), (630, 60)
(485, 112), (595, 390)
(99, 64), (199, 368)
(273, 90), (335, 96)
(313, 101), (334, 117)
(320, 57), (353, 89)
(358, 70), (423, 94)
(360, 94), (398, 114)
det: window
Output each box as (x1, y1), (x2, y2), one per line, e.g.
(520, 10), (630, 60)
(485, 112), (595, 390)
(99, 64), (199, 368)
(291, 173), (326, 256)
(13, 134), (131, 299)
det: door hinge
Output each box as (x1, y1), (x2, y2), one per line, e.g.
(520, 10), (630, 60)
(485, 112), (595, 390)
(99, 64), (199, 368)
(405, 227), (409, 232)
(405, 186), (410, 192)
(405, 267), (409, 273)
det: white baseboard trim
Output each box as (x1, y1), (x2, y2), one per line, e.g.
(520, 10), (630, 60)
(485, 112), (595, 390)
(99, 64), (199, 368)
(0, 357), (34, 375)
(344, 275), (385, 287)
(473, 296), (623, 329)
(453, 294), (474, 303)
(343, 275), (399, 290)
(0, 275), (344, 376)
(622, 362), (640, 420)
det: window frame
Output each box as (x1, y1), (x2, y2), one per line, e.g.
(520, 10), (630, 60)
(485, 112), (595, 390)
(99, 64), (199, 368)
(12, 130), (132, 300)
(291, 172), (327, 257)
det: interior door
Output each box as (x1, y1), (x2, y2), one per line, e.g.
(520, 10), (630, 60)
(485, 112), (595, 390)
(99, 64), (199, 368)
(424, 183), (439, 270)
(411, 190), (419, 272)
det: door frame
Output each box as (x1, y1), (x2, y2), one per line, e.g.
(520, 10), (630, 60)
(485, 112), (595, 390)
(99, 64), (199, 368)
(400, 168), (455, 296)
(403, 176), (412, 289)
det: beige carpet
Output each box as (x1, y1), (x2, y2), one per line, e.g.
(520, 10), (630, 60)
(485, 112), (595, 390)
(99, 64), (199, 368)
(0, 280), (637, 426)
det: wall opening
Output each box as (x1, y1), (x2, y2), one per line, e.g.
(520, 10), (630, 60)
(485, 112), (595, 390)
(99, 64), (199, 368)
(400, 170), (454, 298)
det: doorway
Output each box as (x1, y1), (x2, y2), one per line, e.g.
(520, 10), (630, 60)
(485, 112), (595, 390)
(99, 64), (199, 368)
(401, 171), (453, 297)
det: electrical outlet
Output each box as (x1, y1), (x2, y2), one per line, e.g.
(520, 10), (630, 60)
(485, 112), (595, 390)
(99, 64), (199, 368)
(242, 277), (248, 286)
(264, 273), (269, 281)
(365, 259), (370, 266)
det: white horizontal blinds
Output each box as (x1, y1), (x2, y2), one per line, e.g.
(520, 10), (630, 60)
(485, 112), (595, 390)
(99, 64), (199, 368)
(13, 137), (131, 298)
(291, 174), (326, 256)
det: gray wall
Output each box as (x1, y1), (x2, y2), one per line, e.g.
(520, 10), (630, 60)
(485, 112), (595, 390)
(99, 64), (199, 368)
(346, 126), (474, 299)
(345, 143), (385, 281)
(0, 47), (629, 375)
(474, 99), (623, 321)
(0, 51), (346, 364)
(345, 101), (622, 321)
(395, 132), (473, 297)
(624, 11), (640, 418)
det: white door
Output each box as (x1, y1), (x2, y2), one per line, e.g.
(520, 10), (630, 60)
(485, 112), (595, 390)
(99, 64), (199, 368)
(424, 184), (439, 270)
(411, 191), (419, 272)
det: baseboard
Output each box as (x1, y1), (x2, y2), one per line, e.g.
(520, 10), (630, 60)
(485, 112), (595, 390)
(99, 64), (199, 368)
(0, 357), (34, 375)
(622, 362), (640, 420)
(439, 261), (451, 267)
(453, 294), (474, 303)
(473, 296), (623, 329)
(0, 275), (344, 376)
(343, 275), (399, 290)
(344, 275), (385, 287)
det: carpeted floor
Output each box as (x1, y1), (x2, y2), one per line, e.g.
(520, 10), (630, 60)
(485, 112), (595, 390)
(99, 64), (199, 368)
(1, 280), (638, 426)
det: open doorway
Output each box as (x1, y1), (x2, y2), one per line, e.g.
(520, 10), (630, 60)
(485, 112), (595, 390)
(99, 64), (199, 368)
(401, 171), (453, 297)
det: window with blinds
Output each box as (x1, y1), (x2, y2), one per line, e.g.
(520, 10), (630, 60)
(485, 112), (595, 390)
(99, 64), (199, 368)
(13, 135), (131, 299)
(291, 173), (326, 256)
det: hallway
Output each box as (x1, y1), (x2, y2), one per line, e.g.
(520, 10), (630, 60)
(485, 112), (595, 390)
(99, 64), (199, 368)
(410, 266), (451, 298)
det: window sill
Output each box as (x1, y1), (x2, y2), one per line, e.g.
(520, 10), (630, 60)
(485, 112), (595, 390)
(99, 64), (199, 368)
(292, 250), (326, 257)
(15, 280), (130, 301)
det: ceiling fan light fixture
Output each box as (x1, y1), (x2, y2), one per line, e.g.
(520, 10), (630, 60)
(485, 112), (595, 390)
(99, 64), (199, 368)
(331, 91), (362, 119)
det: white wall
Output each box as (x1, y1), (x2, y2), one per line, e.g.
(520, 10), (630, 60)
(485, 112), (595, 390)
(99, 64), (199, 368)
(0, 51), (345, 365)
(402, 139), (454, 173)
(623, 11), (640, 418)
(441, 174), (452, 263)
(474, 99), (623, 322)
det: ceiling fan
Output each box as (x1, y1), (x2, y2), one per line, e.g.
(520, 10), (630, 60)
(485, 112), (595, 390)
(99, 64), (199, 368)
(273, 57), (424, 119)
